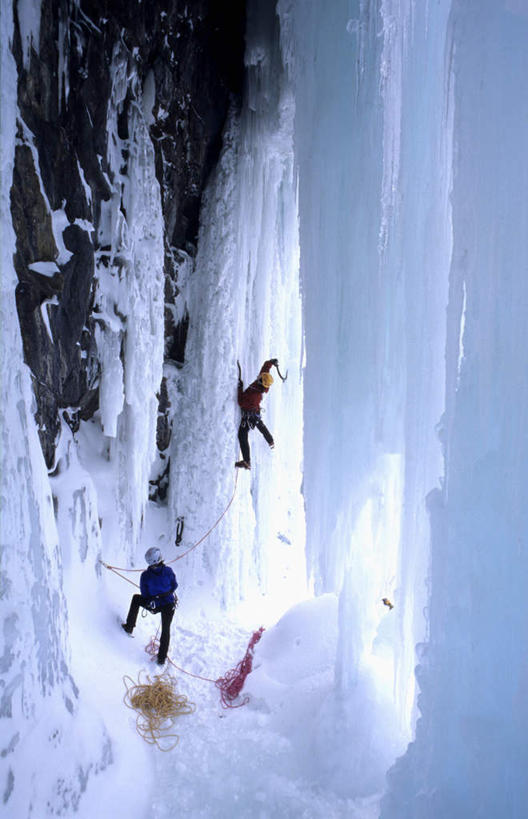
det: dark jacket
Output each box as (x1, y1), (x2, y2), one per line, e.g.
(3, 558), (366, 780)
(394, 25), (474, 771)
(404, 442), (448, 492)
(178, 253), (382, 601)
(237, 360), (274, 412)
(140, 563), (178, 607)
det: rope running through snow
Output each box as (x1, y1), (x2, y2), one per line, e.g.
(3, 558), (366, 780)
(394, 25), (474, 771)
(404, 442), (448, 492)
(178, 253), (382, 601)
(145, 627), (265, 708)
(105, 469), (262, 709)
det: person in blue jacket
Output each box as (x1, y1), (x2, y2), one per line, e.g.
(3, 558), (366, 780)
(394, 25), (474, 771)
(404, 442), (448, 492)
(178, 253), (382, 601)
(121, 547), (178, 666)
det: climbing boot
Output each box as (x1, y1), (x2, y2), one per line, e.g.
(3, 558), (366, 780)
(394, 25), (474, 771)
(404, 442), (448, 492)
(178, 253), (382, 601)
(121, 623), (133, 635)
(235, 460), (251, 470)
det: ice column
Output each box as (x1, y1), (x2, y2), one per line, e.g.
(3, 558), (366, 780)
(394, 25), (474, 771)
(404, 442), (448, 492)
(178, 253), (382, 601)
(167, 0), (305, 615)
(382, 2), (528, 815)
(290, 0), (452, 794)
(0, 6), (109, 813)
(94, 45), (165, 559)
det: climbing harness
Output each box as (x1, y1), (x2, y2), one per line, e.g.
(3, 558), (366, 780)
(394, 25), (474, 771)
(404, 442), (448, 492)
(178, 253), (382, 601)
(145, 626), (265, 709)
(123, 668), (195, 751)
(240, 410), (261, 430)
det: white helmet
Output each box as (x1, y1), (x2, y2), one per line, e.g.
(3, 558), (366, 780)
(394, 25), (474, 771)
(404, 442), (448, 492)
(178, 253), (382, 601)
(145, 547), (163, 565)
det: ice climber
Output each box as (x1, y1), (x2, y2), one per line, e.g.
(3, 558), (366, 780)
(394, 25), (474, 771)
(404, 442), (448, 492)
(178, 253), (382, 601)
(121, 547), (178, 667)
(235, 358), (278, 470)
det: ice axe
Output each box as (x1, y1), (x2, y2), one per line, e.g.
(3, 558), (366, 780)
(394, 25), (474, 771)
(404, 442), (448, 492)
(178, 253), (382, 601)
(237, 358), (287, 383)
(273, 361), (288, 382)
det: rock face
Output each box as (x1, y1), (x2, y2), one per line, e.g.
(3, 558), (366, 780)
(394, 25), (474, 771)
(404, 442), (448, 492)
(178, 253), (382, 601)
(10, 0), (246, 467)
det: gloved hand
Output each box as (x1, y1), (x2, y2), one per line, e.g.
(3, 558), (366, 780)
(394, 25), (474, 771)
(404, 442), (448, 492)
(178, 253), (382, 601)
(270, 358), (279, 366)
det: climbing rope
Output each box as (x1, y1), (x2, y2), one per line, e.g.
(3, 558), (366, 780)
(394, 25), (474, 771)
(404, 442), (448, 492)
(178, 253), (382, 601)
(215, 627), (265, 708)
(145, 626), (265, 709)
(103, 464), (261, 712)
(99, 470), (238, 576)
(103, 564), (140, 588)
(123, 668), (195, 751)
(170, 469), (239, 564)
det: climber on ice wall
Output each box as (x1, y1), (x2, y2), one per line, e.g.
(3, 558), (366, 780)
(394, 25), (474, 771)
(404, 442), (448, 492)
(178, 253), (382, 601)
(121, 547), (178, 667)
(235, 359), (278, 469)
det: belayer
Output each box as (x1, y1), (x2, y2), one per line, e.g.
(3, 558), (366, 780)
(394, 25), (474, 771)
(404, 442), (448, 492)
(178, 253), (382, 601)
(235, 359), (278, 470)
(121, 547), (178, 667)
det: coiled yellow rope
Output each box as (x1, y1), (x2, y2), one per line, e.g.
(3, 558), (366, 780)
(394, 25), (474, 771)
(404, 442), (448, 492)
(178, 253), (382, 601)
(123, 668), (196, 751)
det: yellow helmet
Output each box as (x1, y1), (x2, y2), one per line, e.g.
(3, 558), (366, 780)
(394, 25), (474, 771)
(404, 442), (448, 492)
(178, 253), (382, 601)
(259, 372), (274, 388)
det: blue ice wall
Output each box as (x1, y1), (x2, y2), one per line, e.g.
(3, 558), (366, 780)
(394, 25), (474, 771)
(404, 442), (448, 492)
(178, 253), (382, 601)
(292, 0), (528, 807)
(293, 0), (386, 592)
(291, 0), (450, 743)
(382, 2), (528, 815)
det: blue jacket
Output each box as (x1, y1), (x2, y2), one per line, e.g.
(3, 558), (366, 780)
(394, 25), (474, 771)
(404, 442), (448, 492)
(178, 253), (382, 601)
(140, 563), (178, 607)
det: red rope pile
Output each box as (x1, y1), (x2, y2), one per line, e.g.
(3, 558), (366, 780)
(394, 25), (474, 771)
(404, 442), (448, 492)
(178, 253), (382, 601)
(215, 627), (265, 709)
(144, 627), (265, 708)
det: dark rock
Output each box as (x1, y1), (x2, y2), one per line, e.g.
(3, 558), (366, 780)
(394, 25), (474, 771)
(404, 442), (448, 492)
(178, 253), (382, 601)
(10, 0), (247, 468)
(51, 224), (95, 406)
(166, 309), (189, 366)
(11, 141), (58, 273)
(156, 377), (171, 453)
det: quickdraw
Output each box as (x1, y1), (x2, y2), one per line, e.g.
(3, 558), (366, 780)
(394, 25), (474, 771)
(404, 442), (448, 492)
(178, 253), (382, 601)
(175, 516), (184, 547)
(99, 471), (238, 575)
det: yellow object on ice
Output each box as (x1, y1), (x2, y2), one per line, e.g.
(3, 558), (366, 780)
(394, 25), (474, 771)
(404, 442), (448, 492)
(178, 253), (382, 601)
(382, 597), (394, 610)
(123, 668), (195, 751)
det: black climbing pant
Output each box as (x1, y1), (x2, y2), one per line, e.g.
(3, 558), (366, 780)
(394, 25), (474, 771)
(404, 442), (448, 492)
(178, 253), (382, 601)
(238, 415), (274, 464)
(125, 594), (175, 663)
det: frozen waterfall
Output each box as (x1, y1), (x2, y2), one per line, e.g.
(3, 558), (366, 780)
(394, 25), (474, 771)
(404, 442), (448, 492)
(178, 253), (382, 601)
(381, 2), (528, 815)
(292, 0), (528, 813)
(165, 0), (306, 619)
(2, 0), (528, 816)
